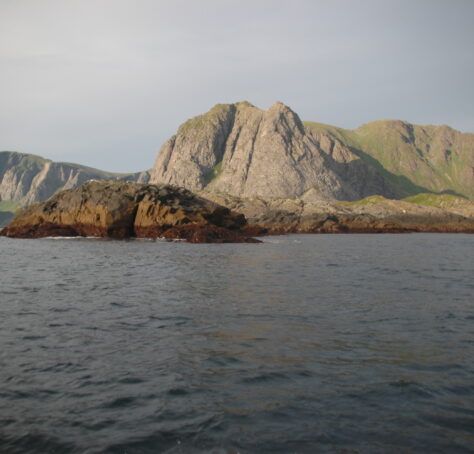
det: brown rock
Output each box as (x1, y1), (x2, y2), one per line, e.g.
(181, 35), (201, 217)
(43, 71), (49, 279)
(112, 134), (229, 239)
(0, 180), (258, 243)
(200, 191), (474, 235)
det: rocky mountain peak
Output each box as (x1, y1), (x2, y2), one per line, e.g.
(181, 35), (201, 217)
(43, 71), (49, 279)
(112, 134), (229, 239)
(266, 100), (305, 135)
(269, 100), (290, 111)
(150, 101), (396, 201)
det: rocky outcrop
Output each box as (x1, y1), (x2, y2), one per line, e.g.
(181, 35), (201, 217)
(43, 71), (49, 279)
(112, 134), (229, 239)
(2, 181), (471, 241)
(151, 102), (474, 201)
(0, 181), (258, 243)
(0, 151), (151, 209)
(151, 102), (399, 201)
(201, 192), (474, 234)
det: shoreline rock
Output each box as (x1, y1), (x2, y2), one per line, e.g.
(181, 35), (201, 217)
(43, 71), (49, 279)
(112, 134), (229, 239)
(0, 181), (259, 243)
(201, 192), (474, 235)
(2, 181), (473, 243)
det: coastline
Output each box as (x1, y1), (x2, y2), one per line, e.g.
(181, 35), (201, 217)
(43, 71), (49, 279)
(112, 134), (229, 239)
(2, 183), (474, 242)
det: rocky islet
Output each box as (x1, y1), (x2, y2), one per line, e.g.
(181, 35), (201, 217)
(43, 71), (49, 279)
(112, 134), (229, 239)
(0, 181), (258, 243)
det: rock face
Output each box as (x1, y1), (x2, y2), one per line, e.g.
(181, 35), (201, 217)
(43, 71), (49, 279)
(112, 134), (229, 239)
(0, 151), (151, 209)
(202, 192), (474, 234)
(0, 181), (258, 243)
(151, 101), (474, 201)
(151, 102), (396, 201)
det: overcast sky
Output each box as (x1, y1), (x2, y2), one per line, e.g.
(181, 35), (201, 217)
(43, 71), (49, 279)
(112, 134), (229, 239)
(1, 0), (473, 172)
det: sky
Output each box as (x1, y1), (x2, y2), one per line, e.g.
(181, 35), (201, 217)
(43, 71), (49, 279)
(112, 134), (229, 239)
(1, 0), (473, 173)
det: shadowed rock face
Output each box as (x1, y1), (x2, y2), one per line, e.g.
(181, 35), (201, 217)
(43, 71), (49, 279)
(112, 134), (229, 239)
(151, 101), (474, 201)
(0, 211), (13, 227)
(0, 181), (258, 243)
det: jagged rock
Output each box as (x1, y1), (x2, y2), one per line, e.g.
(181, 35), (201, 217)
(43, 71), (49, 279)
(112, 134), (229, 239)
(0, 181), (257, 243)
(151, 101), (474, 201)
(151, 101), (383, 201)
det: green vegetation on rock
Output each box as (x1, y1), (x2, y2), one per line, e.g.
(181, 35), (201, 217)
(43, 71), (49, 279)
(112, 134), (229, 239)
(337, 195), (388, 206)
(179, 104), (233, 133)
(203, 161), (223, 186)
(403, 193), (468, 208)
(305, 118), (474, 200)
(0, 200), (20, 212)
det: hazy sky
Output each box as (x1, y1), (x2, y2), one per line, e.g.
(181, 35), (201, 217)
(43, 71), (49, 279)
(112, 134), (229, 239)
(1, 0), (473, 172)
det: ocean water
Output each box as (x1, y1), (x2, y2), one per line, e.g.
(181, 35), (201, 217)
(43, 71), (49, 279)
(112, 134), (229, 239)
(0, 234), (473, 454)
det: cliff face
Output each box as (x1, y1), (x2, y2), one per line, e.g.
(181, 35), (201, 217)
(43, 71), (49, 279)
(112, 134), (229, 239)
(0, 151), (150, 210)
(0, 181), (256, 243)
(151, 102), (474, 201)
(151, 102), (397, 201)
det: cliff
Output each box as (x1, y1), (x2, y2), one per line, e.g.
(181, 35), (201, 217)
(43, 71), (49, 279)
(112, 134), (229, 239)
(151, 102), (474, 201)
(0, 181), (257, 243)
(0, 151), (150, 214)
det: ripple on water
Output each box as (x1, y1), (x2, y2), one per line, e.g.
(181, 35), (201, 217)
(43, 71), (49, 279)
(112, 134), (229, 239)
(0, 234), (473, 453)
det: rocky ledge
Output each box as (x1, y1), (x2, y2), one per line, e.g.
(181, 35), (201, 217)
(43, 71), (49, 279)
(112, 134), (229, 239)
(201, 192), (474, 234)
(0, 181), (259, 243)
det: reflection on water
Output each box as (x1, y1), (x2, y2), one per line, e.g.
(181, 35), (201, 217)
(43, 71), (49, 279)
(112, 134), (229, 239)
(0, 234), (473, 453)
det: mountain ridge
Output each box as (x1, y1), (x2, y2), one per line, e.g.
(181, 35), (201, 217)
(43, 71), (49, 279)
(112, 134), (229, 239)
(150, 101), (474, 201)
(1, 102), (473, 225)
(0, 151), (150, 213)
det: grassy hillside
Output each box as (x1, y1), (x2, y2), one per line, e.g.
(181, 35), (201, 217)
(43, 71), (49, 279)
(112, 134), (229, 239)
(304, 120), (474, 200)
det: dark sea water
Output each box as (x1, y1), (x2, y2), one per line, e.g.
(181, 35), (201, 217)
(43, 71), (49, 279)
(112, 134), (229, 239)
(0, 234), (473, 454)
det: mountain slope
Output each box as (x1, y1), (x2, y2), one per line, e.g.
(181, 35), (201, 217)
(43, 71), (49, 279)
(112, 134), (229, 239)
(151, 102), (473, 201)
(304, 120), (474, 199)
(151, 102), (400, 201)
(0, 151), (150, 211)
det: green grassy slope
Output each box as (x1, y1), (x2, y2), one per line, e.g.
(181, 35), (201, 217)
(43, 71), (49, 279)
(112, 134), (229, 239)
(304, 120), (474, 200)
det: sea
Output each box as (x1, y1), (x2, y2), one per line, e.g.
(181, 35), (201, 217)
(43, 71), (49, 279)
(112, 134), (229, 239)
(0, 233), (473, 454)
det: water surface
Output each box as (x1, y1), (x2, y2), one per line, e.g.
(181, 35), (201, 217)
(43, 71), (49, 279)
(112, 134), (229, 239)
(0, 234), (473, 453)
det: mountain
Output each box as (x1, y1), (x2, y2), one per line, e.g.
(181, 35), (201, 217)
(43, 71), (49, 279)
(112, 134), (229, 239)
(0, 151), (150, 214)
(150, 102), (474, 201)
(2, 101), (473, 227)
(304, 120), (474, 199)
